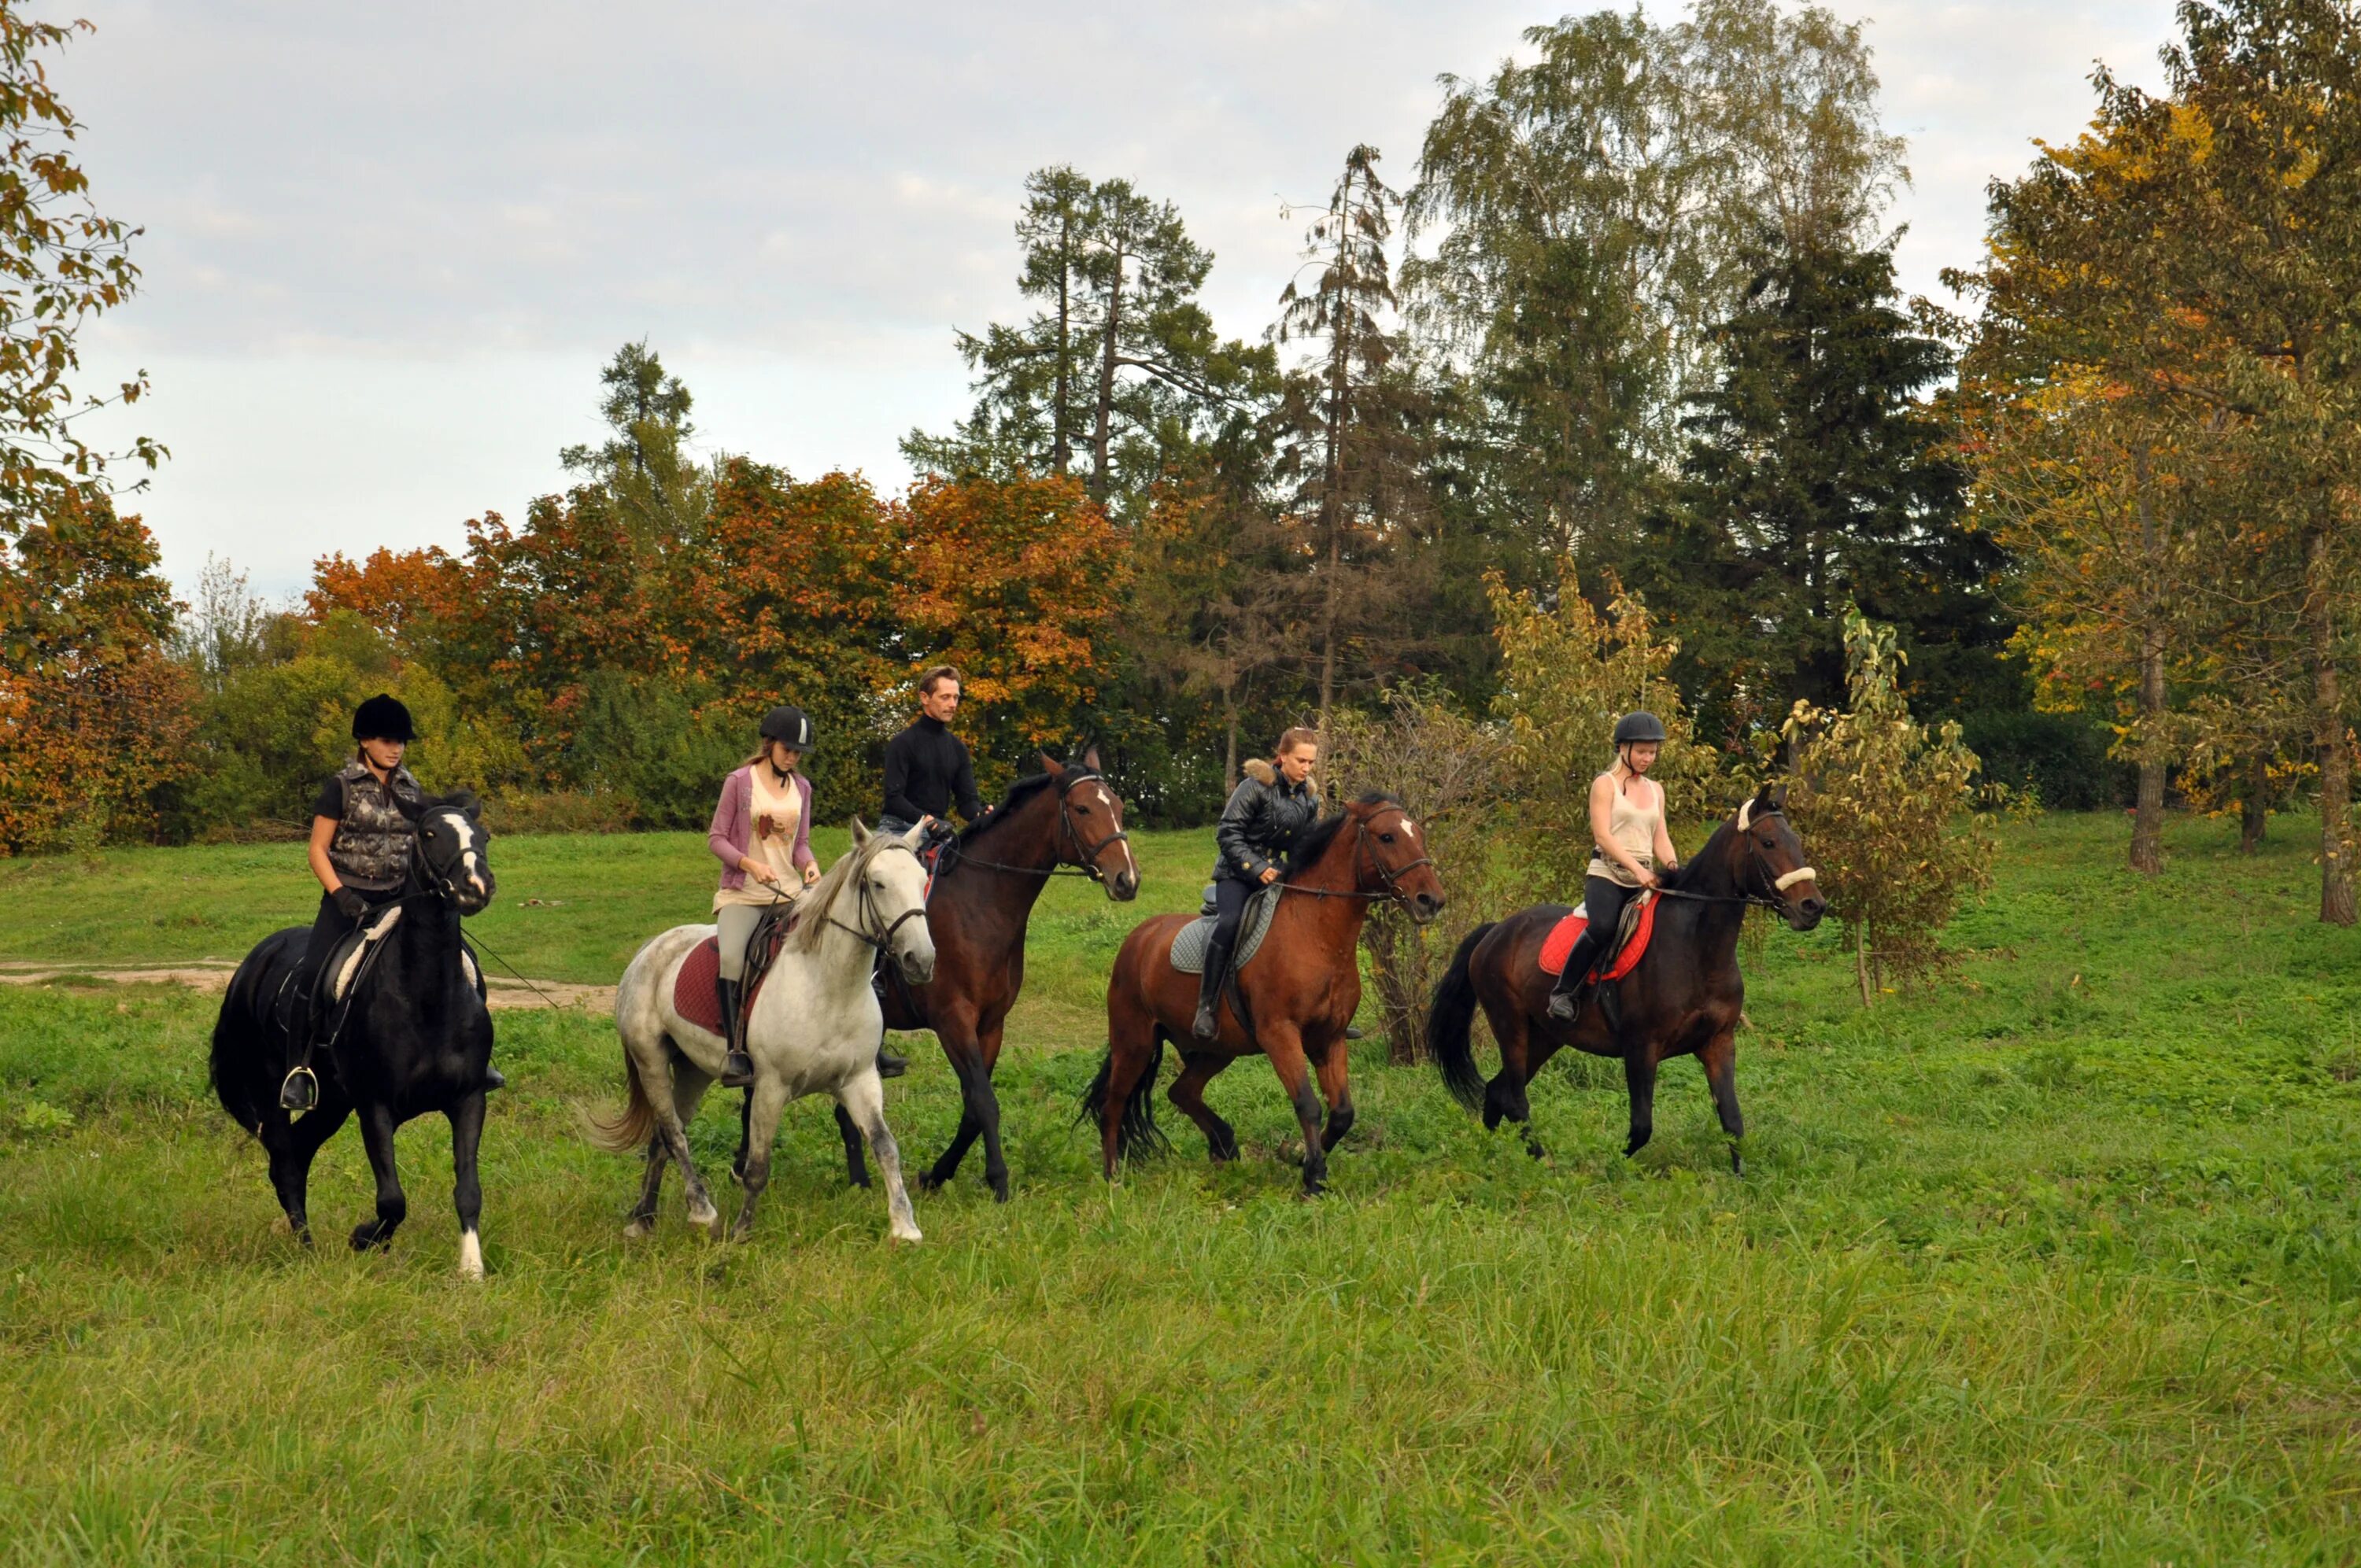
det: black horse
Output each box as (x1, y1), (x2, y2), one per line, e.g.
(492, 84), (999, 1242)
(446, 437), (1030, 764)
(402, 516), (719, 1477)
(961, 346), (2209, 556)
(209, 791), (500, 1275)
(1426, 785), (1825, 1172)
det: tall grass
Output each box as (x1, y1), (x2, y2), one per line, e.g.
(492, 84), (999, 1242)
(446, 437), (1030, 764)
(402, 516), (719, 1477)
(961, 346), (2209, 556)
(0, 812), (2356, 1562)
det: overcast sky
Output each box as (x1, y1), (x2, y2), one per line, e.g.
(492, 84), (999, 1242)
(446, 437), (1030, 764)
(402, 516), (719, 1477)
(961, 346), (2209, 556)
(57, 1), (2181, 600)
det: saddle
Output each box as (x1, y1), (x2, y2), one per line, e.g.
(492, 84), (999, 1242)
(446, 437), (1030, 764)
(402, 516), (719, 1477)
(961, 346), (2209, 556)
(671, 904), (796, 1037)
(1539, 891), (1658, 983)
(1168, 884), (1282, 976)
(277, 906), (486, 1056)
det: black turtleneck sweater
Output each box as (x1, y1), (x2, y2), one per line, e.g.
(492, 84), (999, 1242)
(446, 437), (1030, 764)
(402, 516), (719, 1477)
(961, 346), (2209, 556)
(882, 715), (983, 825)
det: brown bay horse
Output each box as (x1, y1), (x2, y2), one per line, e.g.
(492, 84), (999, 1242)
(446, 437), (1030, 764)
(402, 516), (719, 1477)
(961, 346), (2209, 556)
(1084, 794), (1444, 1196)
(741, 748), (1140, 1203)
(1426, 784), (1825, 1173)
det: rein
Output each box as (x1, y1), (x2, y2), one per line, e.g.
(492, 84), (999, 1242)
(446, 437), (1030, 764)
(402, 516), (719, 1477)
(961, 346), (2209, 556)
(821, 842), (931, 953)
(1278, 810), (1434, 906)
(1650, 802), (1816, 911)
(934, 770), (1131, 884)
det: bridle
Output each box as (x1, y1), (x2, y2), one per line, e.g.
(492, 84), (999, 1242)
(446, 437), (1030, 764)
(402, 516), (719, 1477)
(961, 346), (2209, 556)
(1652, 799), (1819, 913)
(937, 769), (1132, 884)
(823, 839), (932, 953)
(1280, 806), (1435, 906)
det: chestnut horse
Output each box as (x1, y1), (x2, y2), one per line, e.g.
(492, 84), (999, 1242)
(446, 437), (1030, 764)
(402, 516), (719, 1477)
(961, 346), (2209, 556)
(740, 748), (1141, 1203)
(1426, 784), (1824, 1173)
(1084, 794), (1444, 1196)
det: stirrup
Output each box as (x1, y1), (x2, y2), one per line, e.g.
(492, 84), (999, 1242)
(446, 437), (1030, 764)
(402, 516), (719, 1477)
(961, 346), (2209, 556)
(720, 1051), (756, 1088)
(279, 1064), (320, 1113)
(875, 1047), (907, 1079)
(1546, 978), (1587, 1022)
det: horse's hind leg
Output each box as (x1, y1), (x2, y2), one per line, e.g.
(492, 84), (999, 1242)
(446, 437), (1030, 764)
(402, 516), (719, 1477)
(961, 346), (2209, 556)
(1481, 1009), (1544, 1158)
(833, 1105), (871, 1189)
(643, 1050), (720, 1233)
(349, 1101), (408, 1253)
(624, 1135), (667, 1238)
(1168, 1049), (1239, 1162)
(446, 1090), (486, 1279)
(838, 1069), (921, 1243)
(729, 1075), (791, 1243)
(1700, 1028), (1743, 1175)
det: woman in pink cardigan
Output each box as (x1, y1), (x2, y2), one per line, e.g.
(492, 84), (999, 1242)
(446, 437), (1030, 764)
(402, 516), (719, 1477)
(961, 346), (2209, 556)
(706, 705), (821, 1087)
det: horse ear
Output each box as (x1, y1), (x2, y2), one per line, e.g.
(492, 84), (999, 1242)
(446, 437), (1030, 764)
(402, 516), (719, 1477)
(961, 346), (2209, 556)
(849, 817), (870, 846)
(1040, 750), (1064, 777)
(390, 790), (426, 823)
(1770, 781), (1790, 811)
(1080, 743), (1103, 772)
(445, 788), (482, 821)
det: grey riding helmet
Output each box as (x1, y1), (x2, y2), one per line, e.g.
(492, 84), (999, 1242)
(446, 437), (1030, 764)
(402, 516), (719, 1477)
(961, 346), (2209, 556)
(761, 705), (815, 750)
(1613, 710), (1668, 746)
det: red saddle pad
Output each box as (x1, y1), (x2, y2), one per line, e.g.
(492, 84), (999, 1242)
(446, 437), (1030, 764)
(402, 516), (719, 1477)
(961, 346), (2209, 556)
(672, 925), (786, 1036)
(1539, 896), (1659, 981)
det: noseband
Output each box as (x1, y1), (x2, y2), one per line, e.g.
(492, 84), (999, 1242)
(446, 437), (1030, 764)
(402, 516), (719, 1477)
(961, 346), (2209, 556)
(1657, 800), (1817, 909)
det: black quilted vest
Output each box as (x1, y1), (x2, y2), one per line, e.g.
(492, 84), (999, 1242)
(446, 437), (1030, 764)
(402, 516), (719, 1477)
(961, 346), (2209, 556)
(327, 762), (423, 892)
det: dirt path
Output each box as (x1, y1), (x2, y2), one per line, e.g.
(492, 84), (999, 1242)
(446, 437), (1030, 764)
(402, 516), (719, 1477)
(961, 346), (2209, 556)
(0, 960), (614, 1012)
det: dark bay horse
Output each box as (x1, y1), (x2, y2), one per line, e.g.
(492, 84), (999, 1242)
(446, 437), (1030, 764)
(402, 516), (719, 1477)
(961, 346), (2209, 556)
(1427, 784), (1824, 1173)
(741, 748), (1140, 1203)
(209, 792), (500, 1275)
(1084, 794), (1444, 1196)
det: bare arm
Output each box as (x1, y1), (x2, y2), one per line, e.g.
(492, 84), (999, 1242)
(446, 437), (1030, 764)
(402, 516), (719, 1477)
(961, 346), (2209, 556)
(1652, 784), (1679, 871)
(309, 816), (342, 894)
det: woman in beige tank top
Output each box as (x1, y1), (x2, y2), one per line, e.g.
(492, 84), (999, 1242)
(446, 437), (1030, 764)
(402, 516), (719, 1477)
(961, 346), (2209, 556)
(1547, 710), (1681, 1022)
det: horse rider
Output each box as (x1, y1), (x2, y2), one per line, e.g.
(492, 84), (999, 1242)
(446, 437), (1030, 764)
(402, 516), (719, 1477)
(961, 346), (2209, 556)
(1546, 710), (1680, 1024)
(706, 705), (822, 1088)
(283, 693), (504, 1110)
(1196, 726), (1321, 1041)
(879, 663), (985, 846)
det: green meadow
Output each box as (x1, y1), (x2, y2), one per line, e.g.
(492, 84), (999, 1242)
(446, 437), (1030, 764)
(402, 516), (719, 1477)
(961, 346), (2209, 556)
(1, 813), (2356, 1564)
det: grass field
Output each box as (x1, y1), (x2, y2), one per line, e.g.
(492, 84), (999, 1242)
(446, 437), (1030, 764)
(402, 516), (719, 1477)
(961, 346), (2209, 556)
(2, 812), (2358, 1564)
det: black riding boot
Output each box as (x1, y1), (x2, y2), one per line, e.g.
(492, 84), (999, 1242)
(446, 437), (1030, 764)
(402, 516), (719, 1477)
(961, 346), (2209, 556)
(717, 976), (754, 1087)
(875, 1046), (907, 1079)
(279, 1057), (320, 1112)
(1193, 935), (1234, 1042)
(1546, 932), (1603, 1024)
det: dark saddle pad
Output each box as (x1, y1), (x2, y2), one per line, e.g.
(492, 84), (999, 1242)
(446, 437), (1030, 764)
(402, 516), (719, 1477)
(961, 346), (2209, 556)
(671, 908), (793, 1036)
(1168, 884), (1282, 976)
(1539, 892), (1658, 981)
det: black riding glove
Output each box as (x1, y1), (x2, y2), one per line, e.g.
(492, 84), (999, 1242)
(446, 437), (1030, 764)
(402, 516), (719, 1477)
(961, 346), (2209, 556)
(332, 886), (370, 921)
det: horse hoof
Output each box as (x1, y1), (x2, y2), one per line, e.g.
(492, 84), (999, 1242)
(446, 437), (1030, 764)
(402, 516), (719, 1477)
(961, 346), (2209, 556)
(458, 1234), (485, 1281)
(622, 1218), (652, 1240)
(917, 1171), (946, 1194)
(689, 1206), (721, 1235)
(349, 1224), (382, 1253)
(988, 1176), (1011, 1205)
(890, 1225), (923, 1245)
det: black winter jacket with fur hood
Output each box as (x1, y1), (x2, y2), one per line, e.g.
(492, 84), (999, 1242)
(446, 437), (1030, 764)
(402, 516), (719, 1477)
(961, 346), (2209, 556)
(1212, 758), (1320, 884)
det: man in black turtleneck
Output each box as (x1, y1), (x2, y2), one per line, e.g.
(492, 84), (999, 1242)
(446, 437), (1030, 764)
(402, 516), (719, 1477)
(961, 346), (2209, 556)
(880, 664), (984, 836)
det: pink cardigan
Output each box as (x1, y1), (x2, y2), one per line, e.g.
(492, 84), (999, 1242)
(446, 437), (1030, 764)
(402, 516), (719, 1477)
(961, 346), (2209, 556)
(708, 766), (817, 891)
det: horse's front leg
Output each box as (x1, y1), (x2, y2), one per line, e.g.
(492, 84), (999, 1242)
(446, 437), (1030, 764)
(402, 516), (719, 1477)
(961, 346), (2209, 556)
(1699, 1028), (1744, 1175)
(446, 1090), (487, 1278)
(349, 1100), (408, 1253)
(839, 1068), (921, 1243)
(1314, 1036), (1355, 1153)
(1623, 1039), (1660, 1159)
(973, 1018), (1012, 1201)
(833, 1104), (871, 1188)
(920, 1006), (988, 1194)
(1262, 1027), (1328, 1196)
(730, 1075), (792, 1243)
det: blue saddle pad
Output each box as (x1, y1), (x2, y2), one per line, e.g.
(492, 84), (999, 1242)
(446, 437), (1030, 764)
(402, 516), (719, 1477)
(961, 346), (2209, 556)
(1168, 884), (1282, 976)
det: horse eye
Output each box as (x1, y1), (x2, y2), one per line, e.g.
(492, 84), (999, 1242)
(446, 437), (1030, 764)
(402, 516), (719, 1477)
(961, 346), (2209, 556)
(1380, 832), (1396, 843)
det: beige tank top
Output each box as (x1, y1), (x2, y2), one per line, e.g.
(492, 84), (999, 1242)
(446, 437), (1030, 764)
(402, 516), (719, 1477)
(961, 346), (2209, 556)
(1590, 777), (1663, 888)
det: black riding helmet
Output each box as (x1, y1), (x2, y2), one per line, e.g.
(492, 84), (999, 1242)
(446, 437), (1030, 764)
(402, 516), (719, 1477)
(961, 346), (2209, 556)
(1613, 710), (1668, 747)
(353, 692), (416, 743)
(760, 704), (815, 751)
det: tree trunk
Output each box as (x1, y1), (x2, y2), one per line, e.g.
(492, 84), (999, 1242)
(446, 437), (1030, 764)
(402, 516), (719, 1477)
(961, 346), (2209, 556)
(1223, 690), (1239, 792)
(1855, 922), (1872, 1009)
(2240, 752), (2269, 854)
(1051, 230), (1073, 475)
(2127, 442), (2167, 873)
(1317, 524), (1342, 732)
(1091, 244), (1125, 502)
(2305, 524), (2355, 924)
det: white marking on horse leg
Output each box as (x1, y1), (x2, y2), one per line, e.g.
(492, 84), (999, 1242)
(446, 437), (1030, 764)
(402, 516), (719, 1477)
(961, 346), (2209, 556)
(458, 1228), (483, 1280)
(841, 1070), (921, 1243)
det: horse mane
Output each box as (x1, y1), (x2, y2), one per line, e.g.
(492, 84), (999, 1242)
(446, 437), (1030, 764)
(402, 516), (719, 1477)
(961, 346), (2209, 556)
(779, 828), (907, 954)
(1661, 793), (1772, 899)
(957, 770), (1062, 845)
(1284, 792), (1402, 880)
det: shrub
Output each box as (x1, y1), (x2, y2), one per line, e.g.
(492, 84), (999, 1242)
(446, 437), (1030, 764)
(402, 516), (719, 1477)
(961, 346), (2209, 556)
(1957, 709), (2126, 811)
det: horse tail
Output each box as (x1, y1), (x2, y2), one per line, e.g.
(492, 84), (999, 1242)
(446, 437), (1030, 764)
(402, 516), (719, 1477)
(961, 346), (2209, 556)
(1077, 1033), (1170, 1160)
(211, 933), (297, 1137)
(587, 1042), (659, 1154)
(1429, 921), (1495, 1113)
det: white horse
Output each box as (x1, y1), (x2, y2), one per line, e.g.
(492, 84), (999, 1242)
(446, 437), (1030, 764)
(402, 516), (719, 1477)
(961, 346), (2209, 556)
(595, 821), (936, 1242)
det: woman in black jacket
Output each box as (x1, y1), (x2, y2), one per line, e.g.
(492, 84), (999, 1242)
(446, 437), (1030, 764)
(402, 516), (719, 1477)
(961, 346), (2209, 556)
(1197, 726), (1321, 1040)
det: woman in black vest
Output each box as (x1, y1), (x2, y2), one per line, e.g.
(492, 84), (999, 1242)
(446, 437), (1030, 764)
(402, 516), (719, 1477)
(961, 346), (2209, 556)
(1196, 726), (1322, 1040)
(280, 694), (503, 1109)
